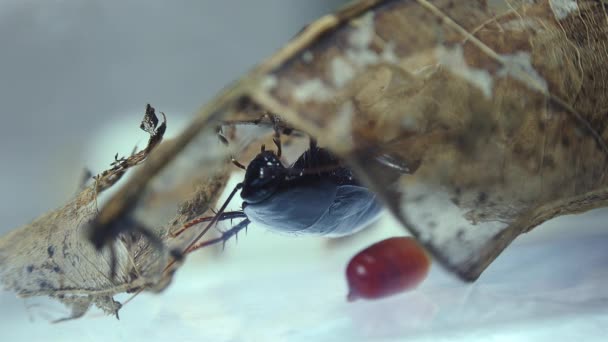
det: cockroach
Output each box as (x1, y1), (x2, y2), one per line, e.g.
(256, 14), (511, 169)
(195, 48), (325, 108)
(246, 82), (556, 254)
(346, 237), (431, 301)
(174, 116), (409, 254)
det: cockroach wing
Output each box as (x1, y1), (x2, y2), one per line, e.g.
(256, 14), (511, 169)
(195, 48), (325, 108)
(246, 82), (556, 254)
(248, 0), (608, 280)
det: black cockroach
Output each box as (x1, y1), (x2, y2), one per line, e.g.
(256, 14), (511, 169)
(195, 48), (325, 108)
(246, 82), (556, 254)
(176, 115), (410, 254)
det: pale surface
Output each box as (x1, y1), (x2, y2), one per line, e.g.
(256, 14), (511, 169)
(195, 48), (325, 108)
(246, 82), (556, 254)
(1, 208), (608, 341)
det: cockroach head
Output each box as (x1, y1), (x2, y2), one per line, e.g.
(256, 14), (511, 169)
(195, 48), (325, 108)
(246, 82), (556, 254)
(241, 150), (284, 204)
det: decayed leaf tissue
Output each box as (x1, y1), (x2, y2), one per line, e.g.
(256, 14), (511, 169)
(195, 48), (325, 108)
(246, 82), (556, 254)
(1, 0), (607, 320)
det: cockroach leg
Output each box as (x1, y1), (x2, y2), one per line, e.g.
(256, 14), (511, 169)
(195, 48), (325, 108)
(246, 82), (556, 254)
(273, 136), (282, 158)
(170, 211), (248, 238)
(185, 219), (250, 253)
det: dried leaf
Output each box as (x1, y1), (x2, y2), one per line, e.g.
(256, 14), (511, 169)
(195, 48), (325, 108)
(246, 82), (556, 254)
(140, 103), (160, 134)
(0, 105), (228, 321)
